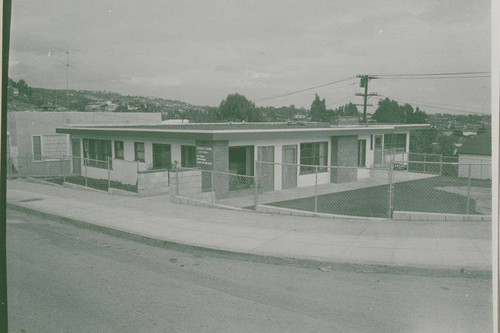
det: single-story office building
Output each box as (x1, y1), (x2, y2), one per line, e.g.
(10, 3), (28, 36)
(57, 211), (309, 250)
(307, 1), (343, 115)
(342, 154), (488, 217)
(57, 122), (429, 196)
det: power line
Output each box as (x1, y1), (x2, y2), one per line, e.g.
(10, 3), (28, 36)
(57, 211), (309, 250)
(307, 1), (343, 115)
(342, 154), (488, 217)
(380, 95), (485, 110)
(375, 95), (489, 115)
(376, 75), (490, 80)
(254, 76), (356, 102)
(374, 71), (490, 77)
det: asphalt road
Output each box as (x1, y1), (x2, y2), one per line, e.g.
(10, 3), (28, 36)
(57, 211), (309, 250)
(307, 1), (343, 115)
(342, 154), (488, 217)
(7, 210), (492, 333)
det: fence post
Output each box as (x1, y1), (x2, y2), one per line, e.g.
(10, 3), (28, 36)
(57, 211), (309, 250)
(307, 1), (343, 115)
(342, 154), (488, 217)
(84, 157), (88, 187)
(254, 162), (259, 209)
(210, 171), (214, 203)
(466, 164), (471, 215)
(107, 157), (111, 190)
(26, 154), (31, 177)
(388, 161), (394, 218)
(175, 164), (179, 195)
(439, 154), (443, 175)
(63, 156), (66, 184)
(423, 153), (427, 173)
(314, 165), (318, 213)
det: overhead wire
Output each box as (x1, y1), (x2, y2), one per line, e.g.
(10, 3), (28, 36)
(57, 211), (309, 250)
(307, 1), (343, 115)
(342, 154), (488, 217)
(373, 71), (490, 77)
(375, 95), (489, 115)
(254, 76), (356, 103)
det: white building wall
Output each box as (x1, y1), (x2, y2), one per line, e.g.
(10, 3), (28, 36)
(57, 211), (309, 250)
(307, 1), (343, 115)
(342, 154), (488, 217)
(71, 134), (196, 176)
(357, 134), (371, 179)
(230, 135), (333, 191)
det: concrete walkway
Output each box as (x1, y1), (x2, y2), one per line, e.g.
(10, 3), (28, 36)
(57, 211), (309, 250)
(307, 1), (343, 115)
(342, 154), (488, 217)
(6, 179), (491, 271)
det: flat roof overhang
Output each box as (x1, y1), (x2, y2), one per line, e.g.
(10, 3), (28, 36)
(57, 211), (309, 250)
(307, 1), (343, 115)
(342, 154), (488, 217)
(56, 124), (430, 141)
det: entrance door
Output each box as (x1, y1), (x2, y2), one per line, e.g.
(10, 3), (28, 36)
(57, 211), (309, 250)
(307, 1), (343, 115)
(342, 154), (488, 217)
(153, 144), (171, 169)
(374, 135), (383, 165)
(72, 139), (81, 174)
(257, 146), (274, 192)
(282, 145), (297, 189)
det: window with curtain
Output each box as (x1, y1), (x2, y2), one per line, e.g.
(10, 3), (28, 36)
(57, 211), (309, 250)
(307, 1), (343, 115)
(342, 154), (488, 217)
(134, 142), (145, 162)
(300, 142), (327, 174)
(83, 138), (112, 168)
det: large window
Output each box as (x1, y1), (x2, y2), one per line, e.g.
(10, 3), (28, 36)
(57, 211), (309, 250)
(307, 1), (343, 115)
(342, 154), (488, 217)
(358, 140), (366, 167)
(181, 146), (196, 168)
(32, 134), (67, 161)
(300, 142), (327, 174)
(32, 136), (42, 161)
(134, 142), (145, 162)
(114, 141), (124, 160)
(83, 138), (112, 168)
(384, 133), (407, 152)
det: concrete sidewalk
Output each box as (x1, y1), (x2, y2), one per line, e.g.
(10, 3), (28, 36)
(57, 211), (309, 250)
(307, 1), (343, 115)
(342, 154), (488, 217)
(6, 179), (491, 271)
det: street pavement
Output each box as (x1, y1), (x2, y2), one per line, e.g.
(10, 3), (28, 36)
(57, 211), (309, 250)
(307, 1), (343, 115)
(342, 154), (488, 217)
(6, 179), (492, 270)
(7, 210), (492, 333)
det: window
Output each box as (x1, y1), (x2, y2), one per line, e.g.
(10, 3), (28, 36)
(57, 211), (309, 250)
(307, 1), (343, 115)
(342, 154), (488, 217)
(134, 142), (145, 162)
(32, 136), (42, 161)
(384, 133), (407, 152)
(114, 141), (124, 159)
(83, 139), (112, 168)
(32, 134), (67, 161)
(358, 140), (366, 167)
(300, 142), (327, 174)
(181, 145), (196, 168)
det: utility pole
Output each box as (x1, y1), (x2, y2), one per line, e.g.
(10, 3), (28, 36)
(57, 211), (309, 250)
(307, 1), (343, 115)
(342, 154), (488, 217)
(355, 75), (378, 126)
(65, 50), (69, 110)
(1, 1), (13, 331)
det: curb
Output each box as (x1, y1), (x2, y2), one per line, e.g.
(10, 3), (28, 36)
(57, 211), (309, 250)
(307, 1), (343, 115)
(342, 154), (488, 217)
(257, 204), (388, 221)
(7, 202), (492, 279)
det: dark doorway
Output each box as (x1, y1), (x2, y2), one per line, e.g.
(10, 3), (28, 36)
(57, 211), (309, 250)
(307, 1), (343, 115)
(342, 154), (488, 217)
(152, 144), (171, 169)
(229, 146), (254, 191)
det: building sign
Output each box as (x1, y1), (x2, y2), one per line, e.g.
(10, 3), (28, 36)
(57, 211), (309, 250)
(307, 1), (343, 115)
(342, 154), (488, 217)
(196, 146), (213, 166)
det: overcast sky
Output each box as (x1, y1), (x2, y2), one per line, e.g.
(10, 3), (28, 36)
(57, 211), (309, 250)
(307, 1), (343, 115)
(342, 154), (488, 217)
(9, 0), (491, 114)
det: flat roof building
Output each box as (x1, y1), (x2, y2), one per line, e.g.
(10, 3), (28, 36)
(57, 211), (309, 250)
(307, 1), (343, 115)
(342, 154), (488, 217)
(57, 122), (429, 197)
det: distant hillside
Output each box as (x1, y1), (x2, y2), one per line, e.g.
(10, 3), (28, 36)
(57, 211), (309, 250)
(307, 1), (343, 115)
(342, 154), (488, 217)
(7, 78), (210, 117)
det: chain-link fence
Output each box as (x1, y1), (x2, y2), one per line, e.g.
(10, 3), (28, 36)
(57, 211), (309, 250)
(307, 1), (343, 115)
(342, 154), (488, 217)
(170, 159), (491, 219)
(8, 153), (141, 194)
(11, 152), (491, 218)
(171, 166), (255, 204)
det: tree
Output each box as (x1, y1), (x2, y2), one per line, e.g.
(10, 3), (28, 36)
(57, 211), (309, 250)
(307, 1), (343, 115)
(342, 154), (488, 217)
(372, 98), (402, 123)
(408, 106), (428, 124)
(331, 102), (359, 118)
(218, 93), (262, 122)
(373, 98), (428, 124)
(309, 94), (327, 122)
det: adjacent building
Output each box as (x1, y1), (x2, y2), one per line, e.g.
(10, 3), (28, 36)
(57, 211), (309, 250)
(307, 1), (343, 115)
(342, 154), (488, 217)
(457, 132), (491, 179)
(7, 111), (162, 176)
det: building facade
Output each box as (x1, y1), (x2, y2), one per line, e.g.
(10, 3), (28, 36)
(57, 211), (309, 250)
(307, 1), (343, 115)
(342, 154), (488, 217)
(57, 122), (428, 195)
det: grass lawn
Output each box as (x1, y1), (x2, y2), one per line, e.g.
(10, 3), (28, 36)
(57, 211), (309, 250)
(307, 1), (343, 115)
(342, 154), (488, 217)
(269, 176), (491, 218)
(46, 175), (137, 193)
